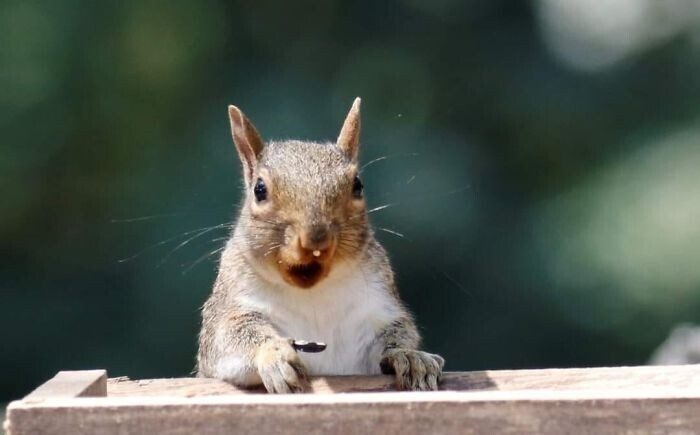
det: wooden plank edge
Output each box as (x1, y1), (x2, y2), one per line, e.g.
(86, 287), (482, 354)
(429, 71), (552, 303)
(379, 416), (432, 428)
(5, 370), (107, 435)
(7, 390), (700, 435)
(10, 386), (700, 407)
(22, 370), (107, 402)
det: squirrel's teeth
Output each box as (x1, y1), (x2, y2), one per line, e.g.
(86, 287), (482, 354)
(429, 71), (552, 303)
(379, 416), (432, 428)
(312, 250), (321, 257)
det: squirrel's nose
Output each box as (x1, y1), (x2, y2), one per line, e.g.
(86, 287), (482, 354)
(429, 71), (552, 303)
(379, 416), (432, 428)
(299, 225), (332, 252)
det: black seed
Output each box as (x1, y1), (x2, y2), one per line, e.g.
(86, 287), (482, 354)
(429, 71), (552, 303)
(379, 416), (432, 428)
(292, 340), (327, 353)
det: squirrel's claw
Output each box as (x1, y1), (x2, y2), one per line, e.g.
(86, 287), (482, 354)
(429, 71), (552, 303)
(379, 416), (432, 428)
(380, 349), (444, 391)
(256, 339), (310, 393)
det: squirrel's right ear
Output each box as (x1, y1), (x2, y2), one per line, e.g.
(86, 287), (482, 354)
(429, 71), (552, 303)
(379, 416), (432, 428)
(228, 105), (264, 186)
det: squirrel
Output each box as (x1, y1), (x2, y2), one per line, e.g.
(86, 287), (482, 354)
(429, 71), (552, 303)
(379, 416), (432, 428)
(196, 98), (445, 393)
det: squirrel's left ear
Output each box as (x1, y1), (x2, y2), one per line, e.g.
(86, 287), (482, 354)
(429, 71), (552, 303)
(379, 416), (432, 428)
(228, 105), (264, 186)
(337, 97), (361, 160)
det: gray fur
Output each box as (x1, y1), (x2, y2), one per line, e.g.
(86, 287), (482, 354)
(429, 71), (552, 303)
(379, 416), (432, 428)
(196, 100), (444, 392)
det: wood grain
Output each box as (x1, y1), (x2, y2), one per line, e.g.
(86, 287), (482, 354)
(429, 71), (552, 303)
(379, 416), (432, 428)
(22, 370), (107, 402)
(6, 365), (700, 435)
(107, 364), (700, 396)
(8, 388), (700, 435)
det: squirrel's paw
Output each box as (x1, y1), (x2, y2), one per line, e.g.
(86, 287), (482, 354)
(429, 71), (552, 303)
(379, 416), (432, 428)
(256, 338), (310, 394)
(380, 349), (445, 391)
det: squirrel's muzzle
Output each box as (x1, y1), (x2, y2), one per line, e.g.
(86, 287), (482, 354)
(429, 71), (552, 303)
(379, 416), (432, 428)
(299, 224), (333, 253)
(274, 223), (338, 288)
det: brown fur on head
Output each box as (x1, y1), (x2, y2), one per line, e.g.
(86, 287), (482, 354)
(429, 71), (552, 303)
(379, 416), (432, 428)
(228, 98), (369, 289)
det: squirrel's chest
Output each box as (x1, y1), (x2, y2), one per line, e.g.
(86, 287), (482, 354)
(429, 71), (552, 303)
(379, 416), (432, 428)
(280, 299), (383, 375)
(239, 271), (400, 375)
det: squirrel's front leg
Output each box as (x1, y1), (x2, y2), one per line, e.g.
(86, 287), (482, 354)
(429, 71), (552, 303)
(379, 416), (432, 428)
(378, 318), (445, 391)
(198, 311), (309, 393)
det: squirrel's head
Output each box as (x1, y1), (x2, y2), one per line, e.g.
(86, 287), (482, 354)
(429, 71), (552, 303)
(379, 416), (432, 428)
(228, 98), (368, 289)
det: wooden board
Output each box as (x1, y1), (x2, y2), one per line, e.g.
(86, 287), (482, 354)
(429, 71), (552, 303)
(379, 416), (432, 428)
(22, 370), (106, 402)
(106, 364), (700, 396)
(6, 365), (700, 435)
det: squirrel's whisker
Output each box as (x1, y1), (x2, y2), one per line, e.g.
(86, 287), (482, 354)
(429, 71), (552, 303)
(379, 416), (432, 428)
(250, 217), (285, 227)
(359, 152), (419, 173)
(344, 203), (398, 223)
(367, 203), (398, 214)
(182, 246), (227, 275)
(263, 244), (282, 257)
(439, 269), (474, 299)
(157, 223), (232, 267)
(118, 222), (234, 263)
(374, 227), (407, 240)
(111, 212), (192, 223)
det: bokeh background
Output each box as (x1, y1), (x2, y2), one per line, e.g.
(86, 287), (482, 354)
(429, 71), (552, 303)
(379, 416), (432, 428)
(3, 0), (700, 407)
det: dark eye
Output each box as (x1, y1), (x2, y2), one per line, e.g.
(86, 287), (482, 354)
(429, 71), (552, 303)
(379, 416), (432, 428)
(253, 178), (267, 202)
(352, 176), (363, 199)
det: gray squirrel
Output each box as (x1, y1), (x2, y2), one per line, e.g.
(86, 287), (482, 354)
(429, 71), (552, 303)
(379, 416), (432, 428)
(196, 98), (444, 393)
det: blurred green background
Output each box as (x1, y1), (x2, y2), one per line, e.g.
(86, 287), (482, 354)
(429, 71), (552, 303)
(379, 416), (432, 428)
(3, 0), (700, 404)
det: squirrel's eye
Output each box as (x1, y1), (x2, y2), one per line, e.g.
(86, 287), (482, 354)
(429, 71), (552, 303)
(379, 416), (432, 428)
(253, 178), (267, 202)
(352, 176), (363, 199)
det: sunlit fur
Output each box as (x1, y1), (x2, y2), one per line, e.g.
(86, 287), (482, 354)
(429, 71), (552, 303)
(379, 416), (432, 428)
(197, 101), (444, 393)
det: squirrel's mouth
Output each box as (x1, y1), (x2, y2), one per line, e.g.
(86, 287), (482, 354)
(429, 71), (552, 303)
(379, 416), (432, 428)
(275, 237), (337, 289)
(282, 261), (325, 288)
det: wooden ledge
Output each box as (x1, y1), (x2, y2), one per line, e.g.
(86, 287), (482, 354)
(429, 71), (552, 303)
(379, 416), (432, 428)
(5, 365), (700, 434)
(22, 370), (106, 402)
(107, 364), (700, 396)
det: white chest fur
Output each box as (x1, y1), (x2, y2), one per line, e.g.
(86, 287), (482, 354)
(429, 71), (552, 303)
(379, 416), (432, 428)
(236, 263), (401, 375)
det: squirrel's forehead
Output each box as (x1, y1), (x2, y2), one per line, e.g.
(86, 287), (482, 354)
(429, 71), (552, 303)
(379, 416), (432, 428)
(259, 141), (354, 179)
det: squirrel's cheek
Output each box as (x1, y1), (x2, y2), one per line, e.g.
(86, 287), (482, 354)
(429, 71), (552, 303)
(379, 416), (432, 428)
(248, 198), (280, 222)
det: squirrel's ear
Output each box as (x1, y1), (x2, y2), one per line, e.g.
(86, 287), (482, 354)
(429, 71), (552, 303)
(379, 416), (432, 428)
(337, 97), (361, 160)
(228, 105), (264, 186)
